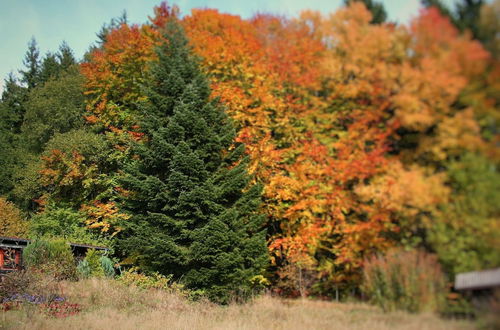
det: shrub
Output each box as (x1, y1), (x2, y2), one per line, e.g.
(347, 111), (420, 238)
(22, 238), (77, 280)
(118, 267), (183, 293)
(0, 270), (61, 305)
(76, 250), (115, 279)
(100, 256), (115, 278)
(84, 249), (105, 277)
(76, 259), (91, 279)
(362, 249), (446, 313)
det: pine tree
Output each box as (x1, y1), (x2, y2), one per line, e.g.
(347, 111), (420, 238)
(0, 73), (27, 195)
(118, 21), (268, 303)
(39, 43), (76, 84)
(39, 53), (60, 83)
(57, 41), (76, 70)
(19, 37), (41, 89)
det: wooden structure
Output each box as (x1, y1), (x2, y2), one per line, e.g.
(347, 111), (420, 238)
(0, 236), (108, 274)
(455, 268), (500, 291)
(455, 267), (500, 308)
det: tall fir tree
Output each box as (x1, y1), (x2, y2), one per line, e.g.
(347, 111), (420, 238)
(19, 37), (41, 89)
(57, 41), (76, 70)
(0, 73), (27, 196)
(118, 20), (268, 303)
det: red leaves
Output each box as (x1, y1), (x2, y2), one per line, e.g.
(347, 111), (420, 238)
(73, 2), (494, 290)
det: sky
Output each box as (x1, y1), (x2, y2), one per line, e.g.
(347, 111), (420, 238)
(0, 0), (462, 93)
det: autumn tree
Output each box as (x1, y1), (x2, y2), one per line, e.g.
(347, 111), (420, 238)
(0, 197), (28, 237)
(422, 0), (487, 43)
(344, 0), (387, 23)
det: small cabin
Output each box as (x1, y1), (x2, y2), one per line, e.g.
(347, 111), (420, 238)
(0, 236), (108, 275)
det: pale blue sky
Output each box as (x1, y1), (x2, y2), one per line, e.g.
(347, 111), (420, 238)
(0, 0), (462, 92)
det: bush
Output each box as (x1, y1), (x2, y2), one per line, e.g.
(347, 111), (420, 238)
(118, 267), (183, 293)
(84, 249), (105, 278)
(100, 256), (115, 278)
(76, 250), (115, 279)
(362, 249), (446, 313)
(22, 238), (77, 281)
(76, 259), (91, 279)
(0, 270), (62, 305)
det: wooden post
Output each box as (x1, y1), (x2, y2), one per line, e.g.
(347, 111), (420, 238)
(15, 250), (20, 269)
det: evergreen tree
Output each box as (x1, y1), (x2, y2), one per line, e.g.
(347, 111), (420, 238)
(39, 52), (60, 83)
(0, 73), (27, 195)
(0, 73), (26, 134)
(19, 37), (41, 89)
(39, 43), (76, 84)
(57, 41), (76, 70)
(118, 21), (268, 303)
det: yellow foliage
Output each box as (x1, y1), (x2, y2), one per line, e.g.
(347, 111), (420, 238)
(0, 197), (28, 237)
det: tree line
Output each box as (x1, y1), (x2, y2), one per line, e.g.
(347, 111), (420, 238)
(0, 0), (499, 302)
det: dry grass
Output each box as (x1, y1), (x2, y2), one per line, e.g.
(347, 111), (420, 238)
(1, 278), (475, 330)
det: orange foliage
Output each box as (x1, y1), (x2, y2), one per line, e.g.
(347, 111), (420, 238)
(81, 23), (159, 131)
(70, 2), (494, 289)
(80, 201), (130, 235)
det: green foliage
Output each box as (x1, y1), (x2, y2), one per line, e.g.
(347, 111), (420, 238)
(39, 42), (77, 83)
(29, 205), (105, 246)
(0, 74), (27, 195)
(117, 267), (180, 291)
(118, 21), (268, 304)
(428, 152), (500, 275)
(362, 249), (446, 313)
(22, 238), (77, 280)
(10, 153), (43, 212)
(100, 256), (115, 278)
(78, 250), (116, 279)
(21, 68), (85, 153)
(84, 249), (105, 278)
(478, 0), (500, 59)
(19, 37), (41, 90)
(76, 259), (92, 279)
(43, 129), (109, 162)
(31, 129), (113, 208)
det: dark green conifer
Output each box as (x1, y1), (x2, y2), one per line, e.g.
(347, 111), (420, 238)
(118, 21), (268, 303)
(19, 37), (41, 89)
(57, 41), (76, 70)
(0, 73), (27, 195)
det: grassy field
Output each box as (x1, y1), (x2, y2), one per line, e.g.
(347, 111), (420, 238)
(1, 278), (477, 330)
